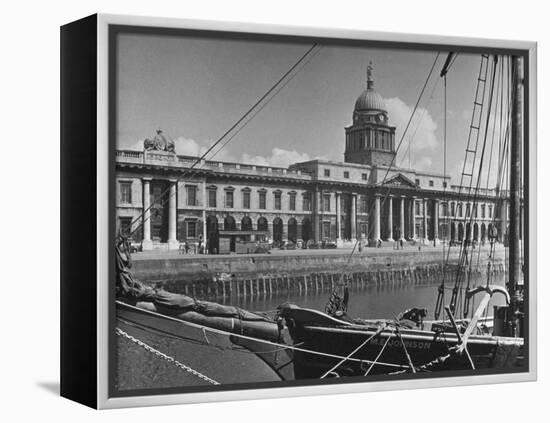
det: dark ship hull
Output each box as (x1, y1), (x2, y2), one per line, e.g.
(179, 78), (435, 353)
(279, 305), (523, 379)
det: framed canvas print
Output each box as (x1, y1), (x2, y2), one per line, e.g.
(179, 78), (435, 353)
(60, 14), (537, 409)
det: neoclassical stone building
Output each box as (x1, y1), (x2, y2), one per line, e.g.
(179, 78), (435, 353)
(115, 65), (514, 251)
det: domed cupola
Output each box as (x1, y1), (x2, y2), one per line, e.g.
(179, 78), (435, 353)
(344, 61), (396, 167)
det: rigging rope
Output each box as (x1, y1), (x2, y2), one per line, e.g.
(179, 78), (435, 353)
(325, 52), (442, 313)
(116, 327), (221, 385)
(364, 330), (395, 376)
(128, 43), (320, 237)
(320, 324), (386, 379)
(117, 314), (410, 370)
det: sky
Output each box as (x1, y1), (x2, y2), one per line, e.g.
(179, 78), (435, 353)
(116, 32), (512, 186)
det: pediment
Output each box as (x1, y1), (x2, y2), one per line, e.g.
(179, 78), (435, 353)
(381, 173), (416, 188)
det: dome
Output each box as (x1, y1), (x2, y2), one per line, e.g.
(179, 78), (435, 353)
(354, 61), (387, 112)
(354, 88), (386, 112)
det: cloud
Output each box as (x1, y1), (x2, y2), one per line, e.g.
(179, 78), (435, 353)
(385, 97), (439, 151)
(412, 156), (433, 171)
(241, 148), (312, 167)
(172, 137), (210, 157)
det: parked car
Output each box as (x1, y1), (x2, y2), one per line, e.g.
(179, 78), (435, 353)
(306, 240), (320, 249)
(285, 241), (297, 250)
(129, 239), (142, 253)
(322, 239), (337, 249)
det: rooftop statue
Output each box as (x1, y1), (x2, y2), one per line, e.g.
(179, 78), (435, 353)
(143, 129), (175, 153)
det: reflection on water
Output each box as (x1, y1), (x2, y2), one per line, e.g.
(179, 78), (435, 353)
(221, 273), (507, 320)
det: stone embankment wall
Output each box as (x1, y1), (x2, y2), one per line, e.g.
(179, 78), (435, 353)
(131, 248), (506, 301)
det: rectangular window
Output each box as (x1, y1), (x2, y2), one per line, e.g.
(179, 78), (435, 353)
(324, 169), (330, 177)
(361, 173), (368, 181)
(344, 171), (350, 179)
(242, 191), (251, 209)
(187, 221), (197, 238)
(441, 203), (448, 216)
(360, 195), (368, 213)
(323, 194), (331, 212)
(259, 191), (266, 209)
(225, 191), (234, 208)
(466, 204), (471, 217)
(119, 217), (132, 237)
(415, 201), (421, 216)
(289, 194), (296, 211)
(186, 186), (197, 206)
(489, 206), (493, 218)
(274, 192), (282, 210)
(322, 221), (331, 239)
(152, 186), (163, 206)
(458, 203), (463, 217)
(481, 205), (486, 218)
(451, 202), (455, 216)
(443, 181), (448, 188)
(208, 189), (217, 208)
(360, 223), (368, 238)
(415, 179), (420, 186)
(429, 180), (434, 187)
(302, 193), (311, 211)
(120, 182), (132, 204)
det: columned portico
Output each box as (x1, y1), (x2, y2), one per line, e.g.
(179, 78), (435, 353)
(385, 195), (394, 241)
(350, 194), (357, 242)
(141, 178), (153, 250)
(168, 179), (179, 250)
(399, 196), (405, 240)
(373, 194), (381, 242)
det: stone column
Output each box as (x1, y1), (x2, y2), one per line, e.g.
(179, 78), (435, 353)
(351, 194), (357, 241)
(313, 187), (320, 242)
(423, 198), (428, 243)
(411, 196), (417, 240)
(434, 199), (440, 245)
(141, 178), (153, 250)
(168, 179), (179, 250)
(335, 192), (342, 247)
(202, 182), (207, 250)
(385, 195), (394, 241)
(374, 194), (381, 242)
(400, 196), (405, 241)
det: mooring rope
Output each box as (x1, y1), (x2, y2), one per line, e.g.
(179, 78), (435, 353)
(117, 313), (411, 371)
(320, 325), (386, 379)
(364, 330), (395, 376)
(116, 327), (220, 385)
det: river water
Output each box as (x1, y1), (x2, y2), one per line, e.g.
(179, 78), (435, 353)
(220, 272), (507, 320)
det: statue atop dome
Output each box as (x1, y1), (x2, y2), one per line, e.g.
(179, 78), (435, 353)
(143, 129), (175, 153)
(367, 61), (374, 89)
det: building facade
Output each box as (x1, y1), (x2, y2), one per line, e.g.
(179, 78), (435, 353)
(115, 64), (516, 251)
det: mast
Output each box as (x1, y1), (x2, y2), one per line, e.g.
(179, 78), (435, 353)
(507, 56), (523, 337)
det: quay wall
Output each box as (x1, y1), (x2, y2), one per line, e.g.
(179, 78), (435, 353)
(130, 248), (506, 301)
